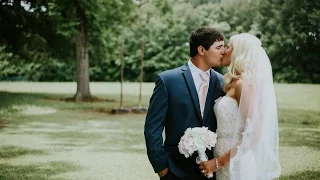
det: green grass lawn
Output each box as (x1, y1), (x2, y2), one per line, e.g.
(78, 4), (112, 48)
(0, 82), (319, 180)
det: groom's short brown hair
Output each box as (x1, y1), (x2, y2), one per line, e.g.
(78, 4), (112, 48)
(189, 27), (224, 57)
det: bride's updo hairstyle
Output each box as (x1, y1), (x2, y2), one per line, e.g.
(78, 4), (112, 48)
(223, 33), (262, 92)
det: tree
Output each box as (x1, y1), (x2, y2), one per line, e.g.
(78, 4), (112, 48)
(256, 0), (320, 83)
(51, 0), (136, 101)
(0, 0), (137, 100)
(1, 0), (318, 84)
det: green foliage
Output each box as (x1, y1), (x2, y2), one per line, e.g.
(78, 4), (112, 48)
(0, 0), (319, 83)
(255, 0), (320, 83)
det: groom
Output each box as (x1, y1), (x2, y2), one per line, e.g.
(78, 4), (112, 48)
(144, 27), (225, 180)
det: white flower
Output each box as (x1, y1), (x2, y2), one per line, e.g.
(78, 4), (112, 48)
(178, 127), (217, 178)
(178, 126), (218, 160)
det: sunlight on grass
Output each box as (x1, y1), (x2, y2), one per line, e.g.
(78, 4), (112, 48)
(275, 84), (320, 111)
(0, 82), (155, 96)
(279, 146), (320, 177)
(12, 105), (57, 115)
(0, 83), (319, 179)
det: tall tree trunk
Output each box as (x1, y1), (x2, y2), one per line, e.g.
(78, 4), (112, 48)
(73, 0), (92, 101)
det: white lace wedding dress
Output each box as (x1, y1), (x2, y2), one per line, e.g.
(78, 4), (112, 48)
(213, 96), (256, 180)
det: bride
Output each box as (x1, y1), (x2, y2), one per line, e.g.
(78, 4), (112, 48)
(199, 33), (281, 180)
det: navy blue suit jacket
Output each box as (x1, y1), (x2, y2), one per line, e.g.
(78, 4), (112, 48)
(144, 63), (224, 179)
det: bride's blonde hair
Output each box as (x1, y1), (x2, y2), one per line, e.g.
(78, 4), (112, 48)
(223, 33), (261, 92)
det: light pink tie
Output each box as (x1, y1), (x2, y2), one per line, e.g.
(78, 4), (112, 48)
(199, 72), (209, 118)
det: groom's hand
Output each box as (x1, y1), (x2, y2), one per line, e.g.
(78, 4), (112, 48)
(158, 168), (169, 177)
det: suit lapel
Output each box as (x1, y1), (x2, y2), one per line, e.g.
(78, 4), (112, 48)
(203, 69), (217, 122)
(181, 64), (202, 122)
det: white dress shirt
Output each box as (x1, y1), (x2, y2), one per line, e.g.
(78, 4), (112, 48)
(187, 60), (211, 94)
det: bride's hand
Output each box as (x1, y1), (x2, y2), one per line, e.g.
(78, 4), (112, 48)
(199, 158), (218, 175)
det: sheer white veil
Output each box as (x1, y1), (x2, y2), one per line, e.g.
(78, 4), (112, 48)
(226, 33), (281, 180)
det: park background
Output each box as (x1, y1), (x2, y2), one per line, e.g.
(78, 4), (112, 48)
(0, 0), (319, 179)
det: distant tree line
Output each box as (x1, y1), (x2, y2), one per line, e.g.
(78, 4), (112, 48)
(0, 0), (319, 98)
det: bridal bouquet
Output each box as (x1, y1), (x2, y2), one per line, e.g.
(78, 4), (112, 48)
(178, 127), (217, 178)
